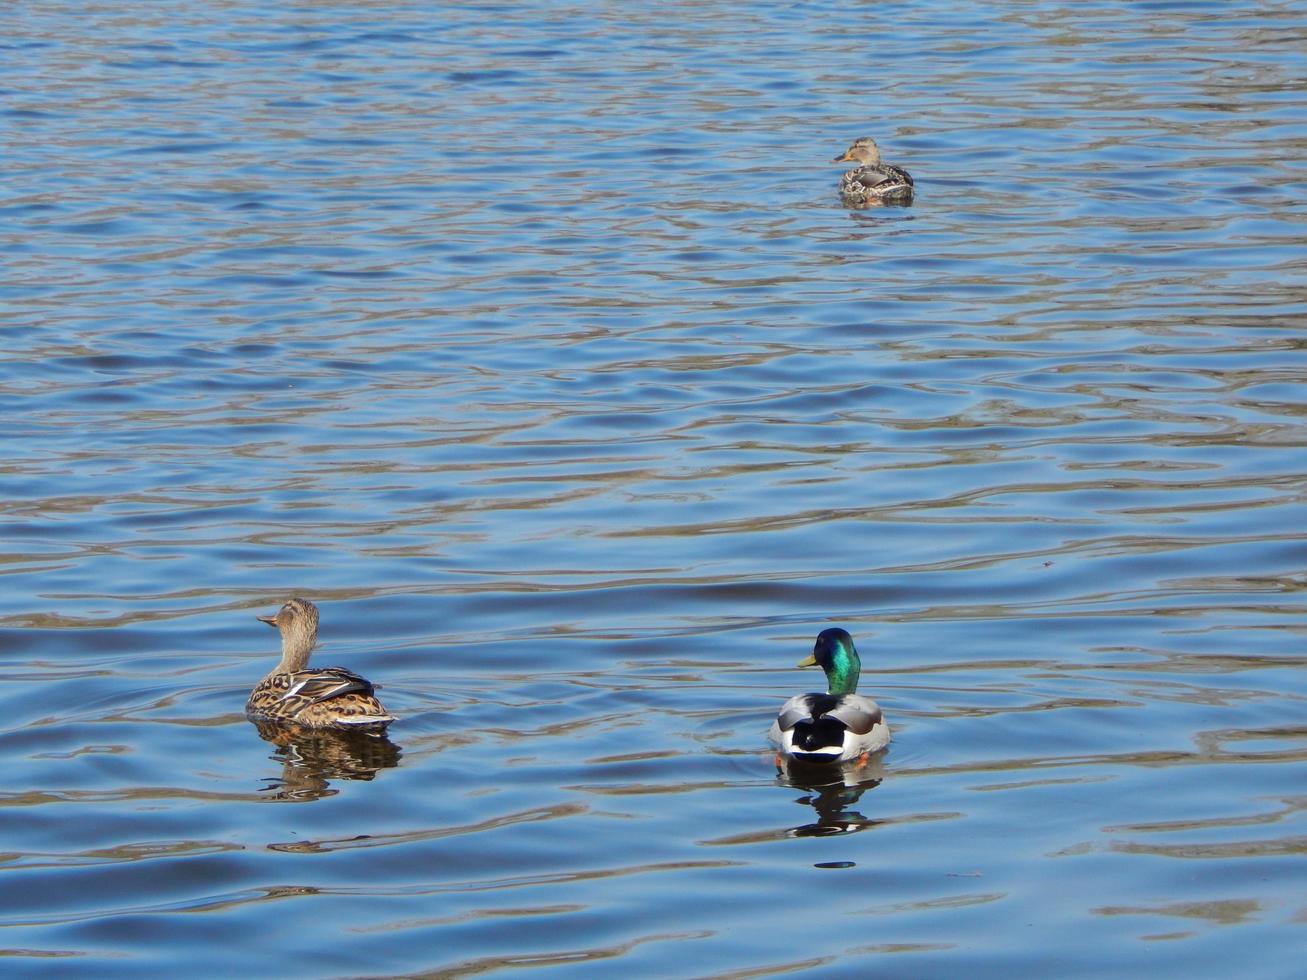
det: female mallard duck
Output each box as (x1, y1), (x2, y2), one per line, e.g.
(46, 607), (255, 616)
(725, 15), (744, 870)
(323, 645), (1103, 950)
(769, 627), (889, 764)
(247, 597), (394, 731)
(833, 137), (914, 207)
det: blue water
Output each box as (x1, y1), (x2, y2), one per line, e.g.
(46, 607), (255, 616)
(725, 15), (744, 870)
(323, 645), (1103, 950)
(3, 1), (1306, 975)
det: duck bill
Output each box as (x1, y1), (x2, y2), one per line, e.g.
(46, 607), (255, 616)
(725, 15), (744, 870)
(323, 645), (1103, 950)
(831, 152), (853, 163)
(256, 614), (279, 626)
(796, 653), (818, 667)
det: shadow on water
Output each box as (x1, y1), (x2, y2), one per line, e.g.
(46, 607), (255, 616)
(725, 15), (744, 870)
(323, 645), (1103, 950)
(774, 755), (887, 839)
(250, 720), (401, 802)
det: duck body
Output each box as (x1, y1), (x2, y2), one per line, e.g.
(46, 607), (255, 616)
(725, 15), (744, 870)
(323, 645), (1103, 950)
(247, 665), (393, 730)
(247, 598), (394, 731)
(833, 137), (914, 207)
(769, 628), (889, 764)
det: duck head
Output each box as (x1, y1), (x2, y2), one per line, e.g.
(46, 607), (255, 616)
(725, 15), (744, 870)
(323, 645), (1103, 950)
(797, 627), (862, 695)
(832, 138), (882, 167)
(258, 597), (320, 671)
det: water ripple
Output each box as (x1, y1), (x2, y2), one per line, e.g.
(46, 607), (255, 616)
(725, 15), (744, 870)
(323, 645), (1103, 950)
(1, 0), (1305, 974)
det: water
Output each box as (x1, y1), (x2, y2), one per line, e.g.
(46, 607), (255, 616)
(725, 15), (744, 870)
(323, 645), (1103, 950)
(3, 0), (1306, 975)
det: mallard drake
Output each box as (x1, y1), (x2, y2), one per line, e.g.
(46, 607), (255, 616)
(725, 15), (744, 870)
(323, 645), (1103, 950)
(832, 137), (914, 207)
(769, 627), (889, 764)
(246, 597), (394, 731)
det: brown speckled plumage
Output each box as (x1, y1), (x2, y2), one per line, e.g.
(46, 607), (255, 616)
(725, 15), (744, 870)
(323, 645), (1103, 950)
(832, 137), (914, 207)
(246, 597), (394, 731)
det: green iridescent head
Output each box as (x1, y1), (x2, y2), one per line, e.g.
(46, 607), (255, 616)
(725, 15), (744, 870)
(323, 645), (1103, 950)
(797, 627), (861, 696)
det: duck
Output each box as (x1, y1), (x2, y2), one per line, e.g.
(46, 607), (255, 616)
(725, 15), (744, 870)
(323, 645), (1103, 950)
(769, 627), (889, 764)
(832, 137), (914, 207)
(246, 597), (395, 731)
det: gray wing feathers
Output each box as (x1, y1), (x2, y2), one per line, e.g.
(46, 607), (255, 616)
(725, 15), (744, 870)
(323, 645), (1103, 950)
(827, 696), (883, 735)
(775, 694), (883, 734)
(775, 695), (816, 732)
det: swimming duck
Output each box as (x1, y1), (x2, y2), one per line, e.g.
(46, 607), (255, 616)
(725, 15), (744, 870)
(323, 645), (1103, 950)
(769, 628), (889, 764)
(246, 597), (394, 731)
(832, 137), (914, 206)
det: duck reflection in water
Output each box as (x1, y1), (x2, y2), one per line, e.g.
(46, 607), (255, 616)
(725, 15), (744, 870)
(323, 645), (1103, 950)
(252, 719), (401, 802)
(775, 755), (886, 837)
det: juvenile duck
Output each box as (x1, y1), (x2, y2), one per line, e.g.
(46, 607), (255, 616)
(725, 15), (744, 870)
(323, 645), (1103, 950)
(247, 597), (394, 731)
(832, 137), (914, 207)
(769, 627), (889, 764)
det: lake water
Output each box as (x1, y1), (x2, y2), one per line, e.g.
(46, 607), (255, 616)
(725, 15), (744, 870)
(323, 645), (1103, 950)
(3, 1), (1306, 976)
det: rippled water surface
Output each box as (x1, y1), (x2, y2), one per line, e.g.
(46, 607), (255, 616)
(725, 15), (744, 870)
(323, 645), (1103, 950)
(3, 0), (1306, 975)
